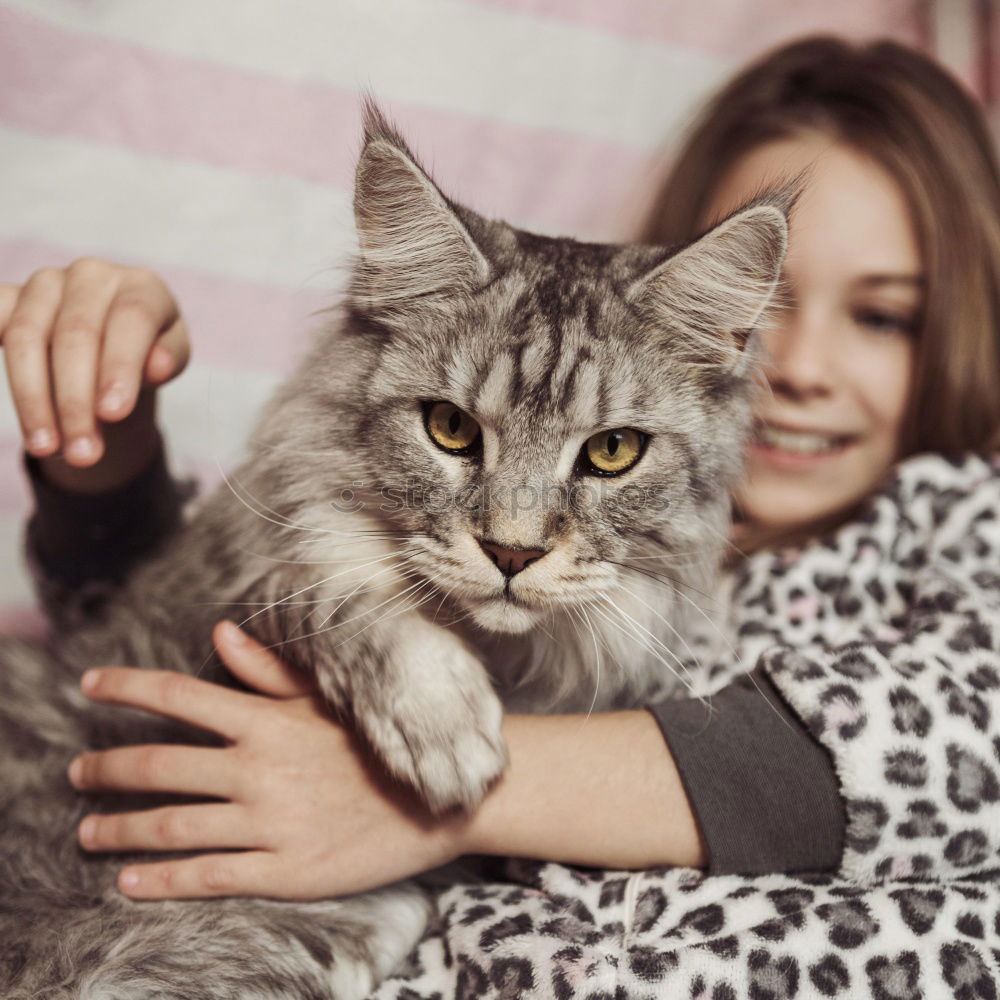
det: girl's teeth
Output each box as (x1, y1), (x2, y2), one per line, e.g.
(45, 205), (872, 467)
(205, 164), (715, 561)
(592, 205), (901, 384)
(757, 426), (846, 454)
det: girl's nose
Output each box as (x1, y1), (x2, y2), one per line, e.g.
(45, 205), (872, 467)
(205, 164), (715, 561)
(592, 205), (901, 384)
(759, 310), (834, 401)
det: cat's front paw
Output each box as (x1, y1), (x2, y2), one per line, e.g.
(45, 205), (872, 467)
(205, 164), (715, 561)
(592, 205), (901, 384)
(357, 644), (507, 814)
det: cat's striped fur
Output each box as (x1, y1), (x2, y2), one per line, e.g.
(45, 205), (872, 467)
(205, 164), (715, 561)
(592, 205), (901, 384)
(0, 103), (789, 998)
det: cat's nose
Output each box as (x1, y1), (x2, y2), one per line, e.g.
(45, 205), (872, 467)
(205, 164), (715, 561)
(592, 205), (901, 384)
(478, 539), (548, 578)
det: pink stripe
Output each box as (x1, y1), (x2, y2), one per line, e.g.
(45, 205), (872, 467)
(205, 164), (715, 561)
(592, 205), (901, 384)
(0, 430), (222, 518)
(0, 434), (32, 517)
(0, 8), (655, 240)
(469, 0), (924, 56)
(0, 604), (48, 640)
(0, 239), (329, 375)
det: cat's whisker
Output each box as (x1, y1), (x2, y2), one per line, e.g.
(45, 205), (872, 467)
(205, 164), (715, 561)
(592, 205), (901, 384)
(216, 463), (336, 537)
(226, 468), (335, 532)
(607, 559), (713, 601)
(198, 597), (334, 607)
(292, 566), (426, 636)
(323, 579), (429, 635)
(588, 605), (700, 703)
(688, 509), (743, 556)
(326, 580), (436, 649)
(219, 462), (414, 544)
(589, 596), (700, 699)
(231, 543), (416, 568)
(430, 583), (458, 625)
(302, 559), (421, 634)
(621, 551), (707, 563)
(313, 564), (427, 631)
(624, 540), (720, 567)
(568, 603), (603, 722)
(607, 581), (707, 681)
(597, 588), (696, 677)
(650, 576), (739, 663)
(189, 559), (406, 679)
(236, 551), (408, 631)
(267, 579), (433, 653)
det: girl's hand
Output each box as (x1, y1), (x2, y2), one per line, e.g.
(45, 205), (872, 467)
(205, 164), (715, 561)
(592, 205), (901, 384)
(67, 622), (469, 900)
(0, 259), (190, 492)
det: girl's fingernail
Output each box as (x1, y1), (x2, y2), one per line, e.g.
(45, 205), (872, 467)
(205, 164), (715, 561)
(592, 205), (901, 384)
(78, 815), (96, 843)
(81, 669), (100, 693)
(119, 870), (139, 891)
(100, 383), (129, 413)
(147, 345), (174, 380)
(68, 757), (83, 785)
(223, 621), (247, 645)
(27, 428), (53, 452)
(65, 437), (96, 462)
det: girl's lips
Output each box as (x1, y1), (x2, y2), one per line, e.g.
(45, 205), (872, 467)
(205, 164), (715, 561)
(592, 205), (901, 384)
(751, 421), (860, 470)
(750, 436), (857, 470)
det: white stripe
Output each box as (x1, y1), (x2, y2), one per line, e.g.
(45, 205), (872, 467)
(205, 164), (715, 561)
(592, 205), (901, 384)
(930, 0), (981, 92)
(0, 360), (284, 607)
(0, 354), (282, 472)
(0, 126), (355, 287)
(158, 361), (283, 474)
(0, 515), (32, 605)
(5, 0), (730, 149)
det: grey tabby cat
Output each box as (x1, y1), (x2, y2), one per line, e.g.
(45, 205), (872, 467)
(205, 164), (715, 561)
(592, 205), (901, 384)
(0, 103), (789, 999)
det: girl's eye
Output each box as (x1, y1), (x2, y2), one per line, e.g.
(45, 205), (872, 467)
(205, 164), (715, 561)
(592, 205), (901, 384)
(425, 402), (481, 453)
(853, 307), (917, 336)
(582, 428), (646, 476)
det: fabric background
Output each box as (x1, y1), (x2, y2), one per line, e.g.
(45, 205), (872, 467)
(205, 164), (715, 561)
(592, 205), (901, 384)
(0, 0), (990, 629)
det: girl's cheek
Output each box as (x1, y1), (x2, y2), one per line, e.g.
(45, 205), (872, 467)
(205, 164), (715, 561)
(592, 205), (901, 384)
(842, 336), (914, 434)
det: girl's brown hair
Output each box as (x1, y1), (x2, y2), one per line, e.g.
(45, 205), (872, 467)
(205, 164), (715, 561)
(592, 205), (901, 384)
(642, 36), (1000, 458)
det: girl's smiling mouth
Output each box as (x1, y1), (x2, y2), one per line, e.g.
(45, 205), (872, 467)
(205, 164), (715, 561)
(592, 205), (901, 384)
(752, 420), (858, 467)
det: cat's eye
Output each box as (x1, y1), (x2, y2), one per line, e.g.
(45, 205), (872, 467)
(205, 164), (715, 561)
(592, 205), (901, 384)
(425, 402), (481, 453)
(582, 428), (646, 476)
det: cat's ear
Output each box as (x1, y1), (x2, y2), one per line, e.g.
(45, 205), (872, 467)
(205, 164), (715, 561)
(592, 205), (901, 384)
(628, 195), (791, 364)
(353, 100), (491, 308)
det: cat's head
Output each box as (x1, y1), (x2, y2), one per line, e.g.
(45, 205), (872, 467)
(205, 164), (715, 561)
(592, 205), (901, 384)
(287, 103), (790, 637)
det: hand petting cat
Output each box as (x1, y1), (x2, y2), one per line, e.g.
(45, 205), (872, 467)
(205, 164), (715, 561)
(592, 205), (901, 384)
(66, 619), (703, 900)
(3, 250), (704, 904)
(67, 621), (469, 900)
(0, 258), (189, 493)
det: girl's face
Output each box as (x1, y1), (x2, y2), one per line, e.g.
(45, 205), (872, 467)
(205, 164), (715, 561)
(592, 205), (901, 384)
(705, 135), (921, 532)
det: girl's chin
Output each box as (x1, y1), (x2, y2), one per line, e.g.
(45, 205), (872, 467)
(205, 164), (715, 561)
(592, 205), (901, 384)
(737, 459), (878, 534)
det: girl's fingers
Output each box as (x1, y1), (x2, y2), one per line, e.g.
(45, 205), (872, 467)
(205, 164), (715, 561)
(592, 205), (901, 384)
(144, 316), (191, 386)
(50, 259), (121, 465)
(78, 803), (254, 853)
(79, 667), (258, 742)
(97, 271), (183, 420)
(1, 268), (65, 455)
(0, 283), (17, 329)
(116, 851), (284, 900)
(213, 621), (314, 699)
(69, 743), (238, 798)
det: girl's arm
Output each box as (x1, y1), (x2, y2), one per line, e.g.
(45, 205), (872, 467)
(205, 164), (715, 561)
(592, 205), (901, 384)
(1, 262), (192, 622)
(67, 626), (845, 900)
(24, 431), (191, 625)
(460, 709), (707, 871)
(466, 668), (844, 875)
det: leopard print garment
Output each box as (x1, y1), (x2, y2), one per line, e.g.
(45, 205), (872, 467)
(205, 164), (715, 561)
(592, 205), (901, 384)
(371, 453), (1000, 999)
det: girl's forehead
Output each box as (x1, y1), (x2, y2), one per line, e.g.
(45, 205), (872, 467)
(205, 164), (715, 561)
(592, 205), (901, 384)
(705, 136), (923, 286)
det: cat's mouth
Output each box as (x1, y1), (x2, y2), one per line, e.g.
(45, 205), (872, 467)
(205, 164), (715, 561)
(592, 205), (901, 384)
(465, 590), (541, 634)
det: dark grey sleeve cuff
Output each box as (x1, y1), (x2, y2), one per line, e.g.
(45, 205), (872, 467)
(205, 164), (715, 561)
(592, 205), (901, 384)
(648, 665), (845, 876)
(24, 438), (191, 592)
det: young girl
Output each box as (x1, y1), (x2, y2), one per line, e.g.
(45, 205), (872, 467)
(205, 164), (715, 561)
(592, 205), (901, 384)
(5, 34), (1000, 998)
